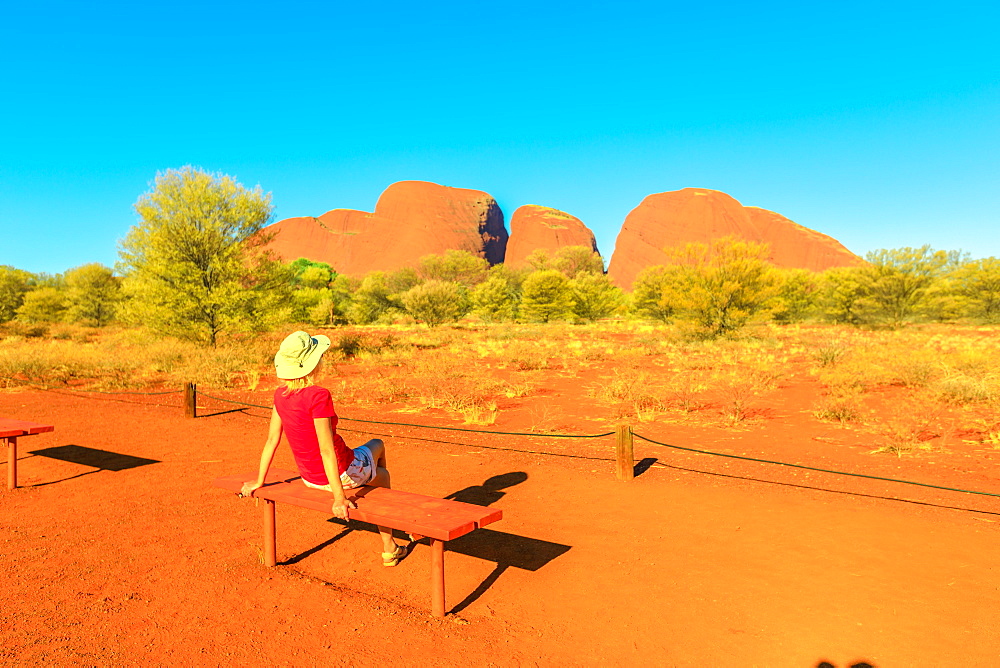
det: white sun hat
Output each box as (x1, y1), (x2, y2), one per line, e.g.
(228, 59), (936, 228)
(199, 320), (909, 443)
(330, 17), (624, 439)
(274, 330), (332, 380)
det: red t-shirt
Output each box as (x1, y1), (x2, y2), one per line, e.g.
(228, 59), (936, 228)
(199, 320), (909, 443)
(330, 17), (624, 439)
(273, 385), (353, 486)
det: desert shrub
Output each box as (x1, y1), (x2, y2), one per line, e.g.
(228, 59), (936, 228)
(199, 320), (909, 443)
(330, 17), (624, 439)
(520, 270), (575, 322)
(400, 280), (463, 326)
(64, 263), (121, 327)
(951, 257), (1000, 322)
(0, 266), (34, 323)
(506, 340), (549, 370)
(570, 273), (623, 322)
(471, 271), (519, 322)
(814, 393), (863, 424)
(347, 273), (404, 324)
(716, 366), (778, 425)
(772, 269), (821, 323)
(16, 287), (68, 323)
(664, 237), (781, 338)
(418, 250), (489, 287)
(630, 265), (681, 322)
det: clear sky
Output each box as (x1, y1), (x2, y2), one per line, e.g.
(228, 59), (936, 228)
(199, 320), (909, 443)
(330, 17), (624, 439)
(2, 1), (998, 275)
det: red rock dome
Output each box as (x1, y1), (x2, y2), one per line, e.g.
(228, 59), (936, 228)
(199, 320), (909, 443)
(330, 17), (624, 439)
(607, 188), (863, 289)
(261, 181), (507, 276)
(505, 205), (600, 268)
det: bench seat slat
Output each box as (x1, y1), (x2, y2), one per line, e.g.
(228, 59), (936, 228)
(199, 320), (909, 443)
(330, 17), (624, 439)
(213, 470), (502, 541)
(0, 419), (54, 435)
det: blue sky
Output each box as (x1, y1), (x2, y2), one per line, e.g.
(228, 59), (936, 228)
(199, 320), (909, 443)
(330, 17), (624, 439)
(2, 1), (998, 275)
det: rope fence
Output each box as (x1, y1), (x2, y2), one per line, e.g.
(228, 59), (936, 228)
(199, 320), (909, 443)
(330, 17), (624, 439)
(5, 377), (998, 505)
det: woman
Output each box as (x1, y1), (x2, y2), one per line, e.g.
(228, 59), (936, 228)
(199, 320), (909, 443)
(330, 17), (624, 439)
(240, 331), (408, 566)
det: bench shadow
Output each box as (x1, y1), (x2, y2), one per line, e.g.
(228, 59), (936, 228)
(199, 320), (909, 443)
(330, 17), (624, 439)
(24, 445), (160, 486)
(442, 471), (572, 615)
(29, 444), (160, 471)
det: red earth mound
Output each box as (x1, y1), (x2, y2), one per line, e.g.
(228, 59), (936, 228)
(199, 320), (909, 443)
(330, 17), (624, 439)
(504, 205), (600, 268)
(607, 188), (865, 289)
(262, 181), (508, 276)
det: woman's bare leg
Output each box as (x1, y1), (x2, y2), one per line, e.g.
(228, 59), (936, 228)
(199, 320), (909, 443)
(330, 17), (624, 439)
(363, 438), (387, 469)
(367, 465), (397, 553)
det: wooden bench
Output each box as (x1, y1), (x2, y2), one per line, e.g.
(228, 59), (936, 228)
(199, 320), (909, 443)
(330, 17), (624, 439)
(213, 469), (502, 617)
(1, 418), (55, 490)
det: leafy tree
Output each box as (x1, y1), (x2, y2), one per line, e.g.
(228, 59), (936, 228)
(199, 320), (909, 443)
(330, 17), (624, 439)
(859, 246), (950, 327)
(347, 272), (402, 324)
(387, 266), (422, 294)
(470, 268), (520, 322)
(64, 263), (121, 326)
(553, 246), (604, 279)
(0, 266), (33, 323)
(520, 269), (575, 322)
(772, 269), (821, 323)
(118, 167), (290, 346)
(570, 273), (623, 322)
(419, 250), (488, 287)
(521, 246), (603, 279)
(951, 257), (1000, 322)
(16, 287), (68, 323)
(666, 237), (781, 338)
(288, 258), (336, 289)
(401, 280), (463, 326)
(630, 265), (682, 322)
(818, 266), (869, 324)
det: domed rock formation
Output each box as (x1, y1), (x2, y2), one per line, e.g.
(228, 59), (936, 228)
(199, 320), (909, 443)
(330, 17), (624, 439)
(261, 181), (508, 276)
(504, 205), (600, 268)
(607, 188), (863, 289)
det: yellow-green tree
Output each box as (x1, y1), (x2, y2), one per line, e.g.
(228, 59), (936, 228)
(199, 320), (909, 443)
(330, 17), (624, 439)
(0, 266), (33, 323)
(400, 280), (463, 326)
(118, 167), (290, 346)
(859, 246), (950, 327)
(630, 265), (683, 322)
(470, 265), (520, 322)
(520, 269), (575, 322)
(666, 237), (781, 338)
(570, 272), (623, 322)
(15, 287), (67, 323)
(419, 250), (489, 287)
(64, 263), (121, 326)
(951, 257), (1000, 322)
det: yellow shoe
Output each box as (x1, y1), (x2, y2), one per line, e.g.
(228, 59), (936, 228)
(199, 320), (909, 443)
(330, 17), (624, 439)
(382, 544), (408, 567)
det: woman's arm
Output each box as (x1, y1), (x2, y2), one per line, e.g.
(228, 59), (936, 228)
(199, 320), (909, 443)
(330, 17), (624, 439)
(240, 407), (283, 497)
(315, 416), (356, 519)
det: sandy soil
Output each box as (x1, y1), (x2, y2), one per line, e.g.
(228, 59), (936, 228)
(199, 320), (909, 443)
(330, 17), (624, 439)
(3, 372), (1000, 667)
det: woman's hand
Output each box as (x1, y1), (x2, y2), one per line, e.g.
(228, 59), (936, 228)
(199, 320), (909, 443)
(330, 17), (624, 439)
(331, 498), (357, 519)
(239, 481), (262, 498)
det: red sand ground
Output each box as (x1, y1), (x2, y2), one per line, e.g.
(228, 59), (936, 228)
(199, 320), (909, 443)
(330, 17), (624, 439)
(3, 373), (1000, 666)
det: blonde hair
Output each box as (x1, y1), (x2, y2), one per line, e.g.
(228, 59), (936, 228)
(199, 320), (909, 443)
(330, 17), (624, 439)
(280, 358), (323, 395)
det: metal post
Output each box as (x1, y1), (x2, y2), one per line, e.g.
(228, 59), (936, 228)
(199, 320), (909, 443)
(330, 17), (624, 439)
(431, 538), (446, 617)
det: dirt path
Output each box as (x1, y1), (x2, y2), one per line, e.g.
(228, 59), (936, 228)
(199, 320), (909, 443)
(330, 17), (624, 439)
(3, 388), (999, 667)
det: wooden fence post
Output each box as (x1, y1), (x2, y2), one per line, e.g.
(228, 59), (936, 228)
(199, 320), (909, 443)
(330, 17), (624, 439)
(184, 382), (197, 419)
(616, 425), (634, 482)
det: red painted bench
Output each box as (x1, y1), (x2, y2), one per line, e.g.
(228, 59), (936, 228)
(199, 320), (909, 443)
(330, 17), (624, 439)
(1, 418), (55, 490)
(213, 469), (502, 617)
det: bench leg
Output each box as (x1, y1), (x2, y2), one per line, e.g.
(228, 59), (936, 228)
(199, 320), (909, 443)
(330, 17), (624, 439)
(5, 437), (16, 490)
(263, 499), (276, 567)
(431, 538), (445, 617)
